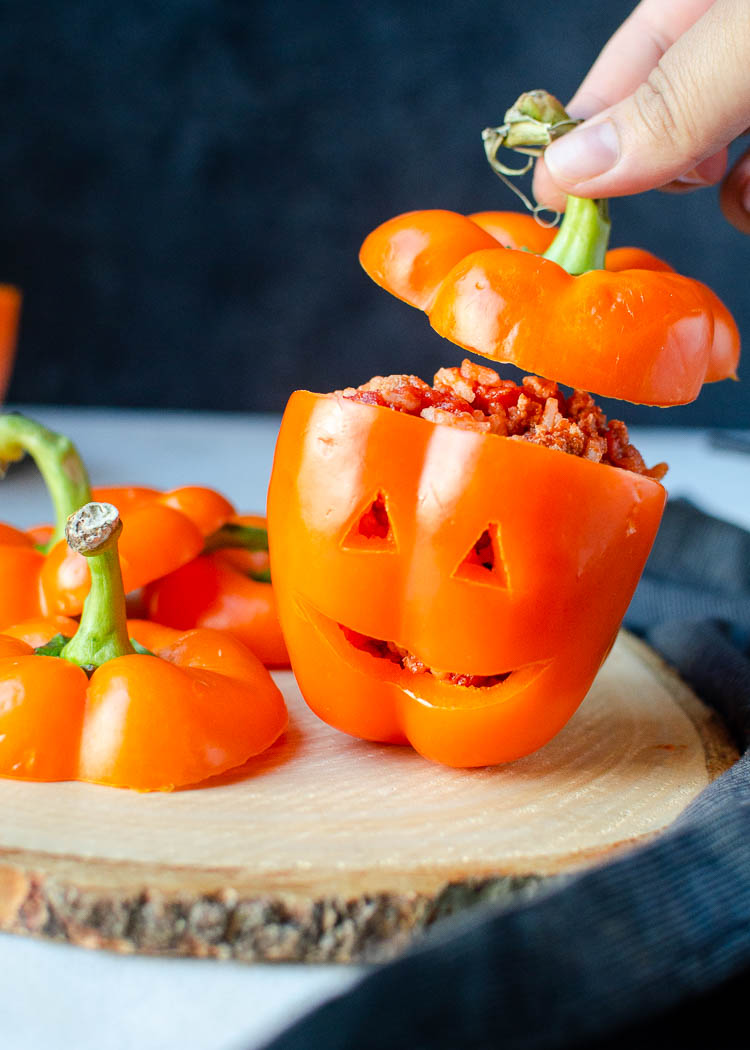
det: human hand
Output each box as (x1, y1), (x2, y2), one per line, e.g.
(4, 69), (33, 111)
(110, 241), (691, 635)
(533, 0), (750, 233)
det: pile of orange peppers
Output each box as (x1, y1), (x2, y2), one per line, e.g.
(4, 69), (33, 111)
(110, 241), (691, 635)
(266, 90), (741, 767)
(0, 413), (289, 789)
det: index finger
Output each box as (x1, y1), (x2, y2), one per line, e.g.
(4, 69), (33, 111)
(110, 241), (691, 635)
(533, 0), (718, 207)
(567, 0), (716, 119)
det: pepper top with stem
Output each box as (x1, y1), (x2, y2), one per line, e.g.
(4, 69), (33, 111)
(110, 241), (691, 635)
(358, 86), (739, 404)
(481, 90), (611, 275)
(0, 413), (91, 549)
(59, 503), (137, 671)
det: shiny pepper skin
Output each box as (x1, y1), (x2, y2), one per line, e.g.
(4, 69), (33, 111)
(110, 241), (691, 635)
(144, 515), (290, 669)
(0, 617), (287, 790)
(359, 210), (740, 405)
(0, 485), (235, 629)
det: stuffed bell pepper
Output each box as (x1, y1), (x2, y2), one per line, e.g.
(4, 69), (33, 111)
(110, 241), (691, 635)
(267, 91), (740, 769)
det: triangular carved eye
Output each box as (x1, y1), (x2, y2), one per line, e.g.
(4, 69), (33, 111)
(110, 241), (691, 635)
(341, 491), (396, 551)
(453, 524), (508, 587)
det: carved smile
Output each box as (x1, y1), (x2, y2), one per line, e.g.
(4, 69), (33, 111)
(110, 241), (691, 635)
(339, 625), (511, 688)
(297, 600), (551, 707)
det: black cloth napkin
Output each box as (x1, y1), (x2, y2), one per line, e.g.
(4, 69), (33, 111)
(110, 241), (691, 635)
(261, 499), (750, 1050)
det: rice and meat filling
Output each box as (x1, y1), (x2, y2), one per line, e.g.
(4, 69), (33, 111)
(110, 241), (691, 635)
(340, 358), (667, 481)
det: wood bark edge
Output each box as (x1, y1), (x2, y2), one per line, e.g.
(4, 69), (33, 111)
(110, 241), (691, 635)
(0, 864), (554, 963)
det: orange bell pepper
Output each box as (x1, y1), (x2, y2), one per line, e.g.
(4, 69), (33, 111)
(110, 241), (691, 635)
(359, 92), (740, 406)
(144, 515), (290, 669)
(0, 414), (235, 627)
(0, 502), (287, 790)
(267, 391), (665, 767)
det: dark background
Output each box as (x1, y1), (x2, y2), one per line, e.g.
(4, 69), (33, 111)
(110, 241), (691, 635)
(0, 0), (746, 424)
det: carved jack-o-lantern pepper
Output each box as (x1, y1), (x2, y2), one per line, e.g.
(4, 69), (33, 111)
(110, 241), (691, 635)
(268, 387), (665, 766)
(267, 91), (739, 767)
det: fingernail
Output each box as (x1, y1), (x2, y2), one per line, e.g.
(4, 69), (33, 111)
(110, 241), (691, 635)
(742, 182), (750, 214)
(545, 120), (620, 183)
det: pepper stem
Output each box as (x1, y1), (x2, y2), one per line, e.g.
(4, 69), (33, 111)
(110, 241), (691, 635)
(483, 89), (612, 274)
(542, 195), (611, 274)
(0, 414), (92, 548)
(204, 522), (269, 553)
(203, 522), (272, 583)
(60, 503), (136, 671)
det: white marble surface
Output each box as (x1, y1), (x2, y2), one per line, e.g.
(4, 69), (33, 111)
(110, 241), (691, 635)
(0, 936), (359, 1050)
(1, 406), (749, 1050)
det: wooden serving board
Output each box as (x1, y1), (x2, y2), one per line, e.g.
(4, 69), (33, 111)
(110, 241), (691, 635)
(0, 632), (737, 963)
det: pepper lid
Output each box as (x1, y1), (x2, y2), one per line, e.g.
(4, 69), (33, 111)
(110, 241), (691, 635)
(359, 91), (739, 407)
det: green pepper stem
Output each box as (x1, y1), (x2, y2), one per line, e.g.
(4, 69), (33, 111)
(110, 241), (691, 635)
(542, 195), (611, 274)
(0, 413), (92, 548)
(483, 89), (612, 274)
(60, 503), (136, 671)
(203, 522), (272, 583)
(204, 522), (269, 553)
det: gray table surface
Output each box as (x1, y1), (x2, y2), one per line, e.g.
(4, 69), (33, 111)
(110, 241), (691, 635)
(1, 405), (750, 1050)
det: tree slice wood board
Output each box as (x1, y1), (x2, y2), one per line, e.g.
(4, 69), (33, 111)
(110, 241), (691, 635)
(0, 631), (738, 963)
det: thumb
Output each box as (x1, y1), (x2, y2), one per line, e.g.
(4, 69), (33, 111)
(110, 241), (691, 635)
(543, 0), (750, 199)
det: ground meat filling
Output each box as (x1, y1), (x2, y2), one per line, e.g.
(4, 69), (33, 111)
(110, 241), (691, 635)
(340, 625), (511, 689)
(340, 359), (667, 481)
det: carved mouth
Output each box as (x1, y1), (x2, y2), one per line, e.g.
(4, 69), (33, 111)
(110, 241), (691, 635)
(339, 625), (511, 688)
(297, 600), (551, 705)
